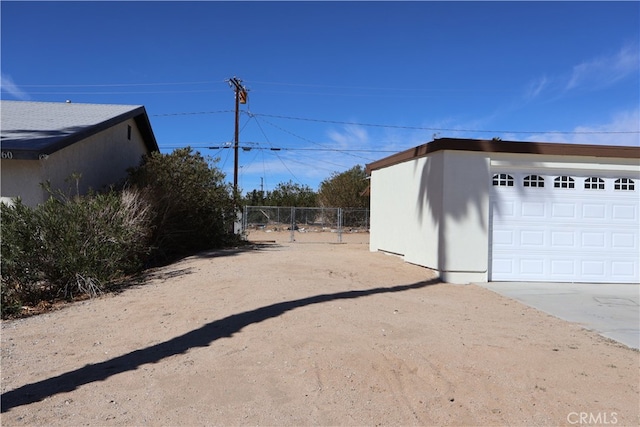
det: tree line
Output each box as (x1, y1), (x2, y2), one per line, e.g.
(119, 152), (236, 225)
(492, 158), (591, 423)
(242, 165), (370, 209)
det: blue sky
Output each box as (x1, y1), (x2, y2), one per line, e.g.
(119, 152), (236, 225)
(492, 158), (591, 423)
(2, 1), (639, 194)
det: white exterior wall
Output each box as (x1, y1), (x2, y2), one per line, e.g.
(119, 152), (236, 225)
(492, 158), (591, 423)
(1, 118), (149, 206)
(402, 153), (444, 271)
(369, 157), (415, 255)
(432, 151), (490, 283)
(1, 160), (46, 207)
(370, 150), (491, 283)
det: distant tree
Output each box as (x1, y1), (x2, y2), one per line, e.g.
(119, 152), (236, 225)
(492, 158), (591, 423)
(318, 165), (369, 209)
(265, 180), (318, 207)
(242, 189), (266, 207)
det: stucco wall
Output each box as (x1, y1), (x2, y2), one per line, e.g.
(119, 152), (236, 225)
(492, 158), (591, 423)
(369, 151), (444, 276)
(1, 160), (46, 206)
(370, 150), (491, 284)
(1, 118), (149, 206)
(435, 151), (490, 283)
(401, 153), (443, 271)
(369, 158), (413, 255)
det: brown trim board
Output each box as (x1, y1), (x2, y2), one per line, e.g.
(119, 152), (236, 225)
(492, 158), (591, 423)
(365, 138), (640, 174)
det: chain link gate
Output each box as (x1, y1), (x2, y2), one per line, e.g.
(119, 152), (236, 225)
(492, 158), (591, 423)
(242, 206), (369, 243)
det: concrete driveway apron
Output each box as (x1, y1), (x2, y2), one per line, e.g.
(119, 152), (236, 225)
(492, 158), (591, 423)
(477, 282), (640, 350)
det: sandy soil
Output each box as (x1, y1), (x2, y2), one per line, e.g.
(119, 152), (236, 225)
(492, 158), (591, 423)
(1, 231), (638, 426)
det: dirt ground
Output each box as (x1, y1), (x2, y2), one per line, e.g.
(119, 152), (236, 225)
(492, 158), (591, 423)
(1, 231), (638, 426)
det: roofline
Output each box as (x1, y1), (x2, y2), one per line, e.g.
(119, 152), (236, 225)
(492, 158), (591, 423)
(40, 105), (160, 156)
(365, 137), (640, 174)
(132, 106), (159, 153)
(2, 105), (158, 160)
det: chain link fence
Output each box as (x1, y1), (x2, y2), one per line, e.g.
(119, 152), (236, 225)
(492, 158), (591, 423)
(242, 206), (369, 243)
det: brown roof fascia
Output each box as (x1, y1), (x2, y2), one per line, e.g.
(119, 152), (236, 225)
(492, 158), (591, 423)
(365, 137), (640, 174)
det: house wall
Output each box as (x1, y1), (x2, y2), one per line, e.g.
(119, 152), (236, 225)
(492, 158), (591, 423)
(1, 160), (46, 206)
(1, 118), (149, 206)
(434, 151), (490, 283)
(400, 153), (444, 270)
(370, 150), (492, 284)
(370, 152), (441, 261)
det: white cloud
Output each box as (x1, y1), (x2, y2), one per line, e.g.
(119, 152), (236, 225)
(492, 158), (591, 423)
(566, 44), (639, 92)
(522, 43), (639, 103)
(524, 75), (549, 101)
(0, 73), (29, 100)
(524, 108), (640, 146)
(326, 124), (370, 148)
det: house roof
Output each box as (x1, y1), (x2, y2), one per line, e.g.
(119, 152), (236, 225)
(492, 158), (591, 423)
(366, 137), (640, 174)
(0, 100), (159, 160)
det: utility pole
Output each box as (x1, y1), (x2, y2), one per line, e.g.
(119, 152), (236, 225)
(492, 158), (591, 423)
(226, 77), (248, 195)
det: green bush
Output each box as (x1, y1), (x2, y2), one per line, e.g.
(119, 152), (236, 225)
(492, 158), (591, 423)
(0, 201), (42, 315)
(1, 148), (239, 318)
(318, 165), (369, 209)
(1, 188), (152, 317)
(127, 147), (239, 263)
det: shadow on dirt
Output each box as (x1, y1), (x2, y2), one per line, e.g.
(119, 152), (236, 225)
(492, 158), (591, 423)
(118, 243), (282, 291)
(194, 242), (285, 258)
(1, 277), (440, 412)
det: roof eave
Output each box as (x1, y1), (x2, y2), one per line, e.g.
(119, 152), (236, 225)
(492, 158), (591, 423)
(365, 138), (640, 174)
(1, 106), (159, 160)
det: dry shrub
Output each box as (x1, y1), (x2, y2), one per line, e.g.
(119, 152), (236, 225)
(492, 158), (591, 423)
(1, 188), (153, 317)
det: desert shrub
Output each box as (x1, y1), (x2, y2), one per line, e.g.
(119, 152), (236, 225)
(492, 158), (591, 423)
(127, 147), (238, 263)
(1, 188), (153, 316)
(0, 201), (42, 315)
(35, 188), (152, 295)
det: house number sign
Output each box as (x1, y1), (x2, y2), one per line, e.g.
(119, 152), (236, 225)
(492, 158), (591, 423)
(1, 151), (14, 159)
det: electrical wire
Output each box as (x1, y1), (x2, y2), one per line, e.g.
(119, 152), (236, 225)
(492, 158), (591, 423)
(16, 80), (225, 87)
(245, 80), (517, 94)
(152, 110), (234, 117)
(248, 112), (303, 185)
(177, 145), (394, 154)
(248, 112), (375, 162)
(249, 112), (640, 135)
(20, 89), (228, 95)
(150, 109), (639, 136)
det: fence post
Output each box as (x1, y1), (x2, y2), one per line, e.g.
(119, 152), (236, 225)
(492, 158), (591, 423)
(290, 207), (295, 243)
(338, 208), (343, 243)
(242, 205), (247, 234)
(366, 208), (369, 231)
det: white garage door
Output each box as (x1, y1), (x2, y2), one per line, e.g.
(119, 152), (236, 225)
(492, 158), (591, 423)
(490, 172), (639, 283)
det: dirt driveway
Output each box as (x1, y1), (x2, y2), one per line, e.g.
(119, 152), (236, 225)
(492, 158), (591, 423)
(1, 232), (638, 426)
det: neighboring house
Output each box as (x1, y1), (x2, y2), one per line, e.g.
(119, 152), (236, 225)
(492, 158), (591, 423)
(1, 100), (158, 206)
(365, 137), (640, 284)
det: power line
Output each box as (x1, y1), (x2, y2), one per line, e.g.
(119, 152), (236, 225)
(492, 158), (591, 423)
(149, 109), (639, 136)
(248, 112), (640, 135)
(203, 145), (395, 153)
(247, 111), (374, 162)
(244, 80), (519, 94)
(15, 80), (224, 87)
(160, 137), (391, 154)
(19, 89), (228, 95)
(152, 110), (234, 117)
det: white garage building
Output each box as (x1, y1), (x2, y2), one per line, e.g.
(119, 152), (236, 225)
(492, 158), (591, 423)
(366, 138), (640, 284)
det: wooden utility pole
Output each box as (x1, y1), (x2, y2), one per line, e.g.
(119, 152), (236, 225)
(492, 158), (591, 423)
(227, 77), (247, 195)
